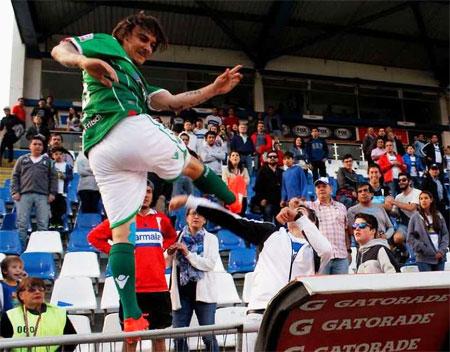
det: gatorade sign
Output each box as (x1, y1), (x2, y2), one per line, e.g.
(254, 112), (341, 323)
(256, 273), (450, 352)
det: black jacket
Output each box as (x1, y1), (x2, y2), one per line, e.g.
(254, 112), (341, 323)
(421, 173), (449, 212)
(422, 142), (446, 167)
(253, 164), (283, 205)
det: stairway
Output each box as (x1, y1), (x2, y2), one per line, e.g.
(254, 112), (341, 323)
(0, 162), (14, 187)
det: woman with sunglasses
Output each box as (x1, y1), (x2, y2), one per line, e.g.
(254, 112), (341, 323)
(352, 213), (400, 274)
(407, 191), (449, 272)
(0, 277), (77, 351)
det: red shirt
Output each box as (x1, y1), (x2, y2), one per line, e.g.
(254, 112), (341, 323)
(12, 104), (25, 123)
(223, 115), (239, 128)
(88, 209), (177, 293)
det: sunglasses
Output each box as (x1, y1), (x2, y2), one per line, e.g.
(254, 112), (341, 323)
(352, 222), (371, 230)
(22, 286), (45, 293)
(398, 178), (409, 183)
(268, 155), (278, 159)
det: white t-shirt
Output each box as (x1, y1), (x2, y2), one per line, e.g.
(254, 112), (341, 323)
(388, 154), (400, 179)
(434, 144), (442, 164)
(54, 161), (67, 195)
(395, 188), (421, 219)
(409, 155), (417, 177)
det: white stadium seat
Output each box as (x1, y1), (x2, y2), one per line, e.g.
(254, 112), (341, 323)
(100, 276), (120, 311)
(51, 277), (97, 311)
(60, 252), (100, 279)
(68, 315), (93, 352)
(242, 272), (256, 304)
(25, 231), (63, 255)
(215, 306), (247, 347)
(215, 272), (242, 306)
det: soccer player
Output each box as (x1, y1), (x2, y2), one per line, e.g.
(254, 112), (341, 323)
(51, 12), (241, 337)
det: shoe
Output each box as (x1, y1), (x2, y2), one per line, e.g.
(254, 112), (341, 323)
(124, 314), (149, 344)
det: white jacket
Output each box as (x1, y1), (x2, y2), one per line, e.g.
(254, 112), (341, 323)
(167, 230), (220, 311)
(248, 216), (332, 310)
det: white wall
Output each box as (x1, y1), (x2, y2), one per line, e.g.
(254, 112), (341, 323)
(9, 14), (26, 105)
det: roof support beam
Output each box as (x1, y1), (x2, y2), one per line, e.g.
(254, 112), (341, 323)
(11, 0), (40, 57)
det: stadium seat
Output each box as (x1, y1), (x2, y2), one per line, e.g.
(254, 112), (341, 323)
(400, 265), (419, 273)
(215, 272), (242, 306)
(242, 271), (256, 304)
(68, 315), (93, 352)
(170, 206), (187, 231)
(74, 213), (102, 230)
(20, 252), (56, 281)
(100, 276), (120, 311)
(227, 248), (257, 274)
(0, 230), (22, 255)
(217, 229), (245, 252)
(24, 231), (63, 255)
(1, 213), (17, 230)
(3, 179), (11, 189)
(0, 187), (13, 204)
(100, 313), (124, 352)
(60, 252), (100, 279)
(67, 228), (99, 253)
(50, 276), (97, 311)
(0, 199), (6, 217)
(215, 306), (247, 347)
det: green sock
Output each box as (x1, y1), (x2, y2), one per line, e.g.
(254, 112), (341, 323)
(109, 243), (142, 319)
(193, 165), (236, 205)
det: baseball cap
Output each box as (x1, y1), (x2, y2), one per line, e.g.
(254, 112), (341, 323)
(429, 164), (439, 169)
(314, 177), (330, 186)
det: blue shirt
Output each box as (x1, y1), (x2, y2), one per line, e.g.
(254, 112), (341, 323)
(1, 281), (19, 312)
(282, 165), (308, 201)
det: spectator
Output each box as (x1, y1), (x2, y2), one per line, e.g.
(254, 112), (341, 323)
(0, 107), (23, 166)
(445, 146), (450, 178)
(402, 145), (425, 188)
(25, 114), (51, 149)
(371, 128), (387, 148)
(223, 107), (239, 129)
(353, 213), (400, 274)
(305, 127), (328, 181)
(289, 136), (309, 172)
(205, 107), (222, 127)
(386, 131), (405, 156)
(251, 121), (272, 169)
(49, 147), (73, 228)
(413, 133), (427, 167)
(11, 136), (57, 245)
(408, 191), (449, 272)
(252, 150), (283, 222)
(303, 177), (350, 275)
(0, 277), (77, 351)
(230, 123), (255, 176)
(88, 182), (176, 351)
(218, 123), (230, 151)
(11, 97), (26, 126)
(422, 134), (446, 173)
(263, 106), (282, 137)
(421, 165), (449, 219)
(172, 133), (195, 197)
(347, 183), (395, 240)
(46, 95), (58, 129)
(30, 98), (52, 129)
(193, 118), (208, 146)
(166, 208), (219, 352)
(222, 151), (250, 215)
(336, 154), (358, 208)
(199, 131), (226, 176)
(246, 114), (257, 135)
(367, 163), (390, 205)
(377, 140), (406, 196)
(75, 152), (101, 213)
(1, 256), (26, 312)
(180, 108), (197, 125)
(170, 112), (185, 133)
(281, 151), (307, 206)
(48, 133), (74, 167)
(272, 140), (284, 167)
(66, 107), (81, 132)
(362, 127), (376, 162)
(182, 120), (198, 154)
(370, 138), (385, 162)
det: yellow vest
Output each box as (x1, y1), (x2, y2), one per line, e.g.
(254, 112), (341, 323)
(7, 303), (67, 352)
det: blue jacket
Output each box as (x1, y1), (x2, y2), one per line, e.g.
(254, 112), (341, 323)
(230, 134), (255, 155)
(281, 166), (308, 201)
(402, 154), (425, 175)
(306, 138), (329, 161)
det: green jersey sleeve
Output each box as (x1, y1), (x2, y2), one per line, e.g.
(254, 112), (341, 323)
(68, 33), (127, 60)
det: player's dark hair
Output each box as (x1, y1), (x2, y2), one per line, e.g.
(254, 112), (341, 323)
(112, 11), (168, 52)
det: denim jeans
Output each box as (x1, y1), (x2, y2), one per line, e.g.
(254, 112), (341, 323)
(16, 193), (50, 246)
(240, 154), (254, 177)
(323, 258), (349, 275)
(417, 261), (445, 272)
(172, 176), (194, 196)
(172, 297), (218, 352)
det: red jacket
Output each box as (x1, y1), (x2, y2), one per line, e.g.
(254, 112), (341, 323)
(377, 153), (407, 183)
(251, 132), (273, 155)
(88, 209), (177, 293)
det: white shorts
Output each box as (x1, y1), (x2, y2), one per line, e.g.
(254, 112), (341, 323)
(88, 114), (190, 228)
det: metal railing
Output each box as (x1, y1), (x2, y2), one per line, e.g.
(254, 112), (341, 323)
(0, 323), (260, 352)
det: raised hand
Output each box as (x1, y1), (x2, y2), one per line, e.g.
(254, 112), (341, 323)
(168, 195), (188, 212)
(80, 58), (119, 88)
(212, 65), (243, 95)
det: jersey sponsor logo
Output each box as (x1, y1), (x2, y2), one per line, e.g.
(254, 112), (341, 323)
(115, 275), (129, 289)
(84, 114), (103, 129)
(78, 33), (94, 42)
(135, 230), (163, 247)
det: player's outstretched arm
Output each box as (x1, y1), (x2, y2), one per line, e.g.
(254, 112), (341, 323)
(51, 41), (118, 88)
(150, 65), (243, 112)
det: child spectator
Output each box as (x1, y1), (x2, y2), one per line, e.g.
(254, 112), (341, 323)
(281, 151), (307, 207)
(306, 127), (328, 181)
(1, 256), (27, 312)
(49, 147), (73, 228)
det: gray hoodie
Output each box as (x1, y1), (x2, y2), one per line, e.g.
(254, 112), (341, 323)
(356, 238), (400, 274)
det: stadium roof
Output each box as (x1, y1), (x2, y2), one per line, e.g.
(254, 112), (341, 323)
(11, 0), (450, 86)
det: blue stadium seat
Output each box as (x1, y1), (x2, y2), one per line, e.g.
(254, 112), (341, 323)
(329, 177), (337, 197)
(67, 228), (99, 253)
(170, 206), (187, 231)
(0, 199), (7, 217)
(206, 221), (221, 233)
(244, 212), (263, 221)
(3, 179), (11, 189)
(0, 230), (22, 255)
(227, 248), (257, 274)
(217, 229), (245, 252)
(1, 213), (17, 230)
(21, 252), (56, 281)
(0, 187), (13, 204)
(74, 213), (102, 230)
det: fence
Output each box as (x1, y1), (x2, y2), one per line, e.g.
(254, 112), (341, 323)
(0, 323), (260, 352)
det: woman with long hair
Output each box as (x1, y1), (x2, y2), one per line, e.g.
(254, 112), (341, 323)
(407, 191), (449, 271)
(289, 136), (309, 171)
(222, 151), (250, 215)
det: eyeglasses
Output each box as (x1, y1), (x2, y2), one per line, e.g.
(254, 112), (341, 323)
(357, 188), (371, 193)
(268, 155), (278, 159)
(398, 178), (409, 183)
(23, 286), (45, 293)
(352, 222), (370, 230)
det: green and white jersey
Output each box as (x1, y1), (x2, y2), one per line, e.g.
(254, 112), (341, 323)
(68, 33), (166, 153)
